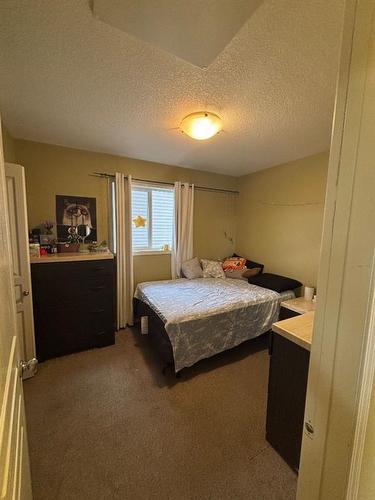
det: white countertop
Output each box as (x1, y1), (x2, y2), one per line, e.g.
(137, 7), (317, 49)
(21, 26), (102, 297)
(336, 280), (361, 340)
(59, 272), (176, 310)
(30, 252), (114, 264)
(281, 296), (316, 315)
(272, 311), (314, 351)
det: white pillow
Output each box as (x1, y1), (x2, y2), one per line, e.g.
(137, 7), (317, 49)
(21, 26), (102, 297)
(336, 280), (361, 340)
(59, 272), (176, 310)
(224, 269), (248, 281)
(201, 259), (225, 278)
(181, 257), (203, 279)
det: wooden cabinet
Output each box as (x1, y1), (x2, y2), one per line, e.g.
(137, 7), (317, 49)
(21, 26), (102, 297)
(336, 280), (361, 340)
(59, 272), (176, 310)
(266, 332), (310, 471)
(278, 307), (300, 321)
(31, 257), (115, 361)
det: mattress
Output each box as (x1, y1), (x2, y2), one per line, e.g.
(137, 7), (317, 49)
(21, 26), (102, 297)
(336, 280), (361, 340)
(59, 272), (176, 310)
(134, 278), (281, 371)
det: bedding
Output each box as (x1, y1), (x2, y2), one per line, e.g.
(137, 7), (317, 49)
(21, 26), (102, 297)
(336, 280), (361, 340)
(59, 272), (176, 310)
(247, 273), (302, 292)
(181, 257), (203, 279)
(242, 268), (262, 278)
(279, 289), (296, 301)
(134, 277), (280, 372)
(224, 267), (261, 280)
(201, 259), (225, 278)
(222, 257), (246, 270)
(224, 268), (248, 280)
(232, 253), (264, 273)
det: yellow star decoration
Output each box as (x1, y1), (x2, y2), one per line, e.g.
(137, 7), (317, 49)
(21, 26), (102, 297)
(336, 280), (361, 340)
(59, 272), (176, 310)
(133, 215), (147, 228)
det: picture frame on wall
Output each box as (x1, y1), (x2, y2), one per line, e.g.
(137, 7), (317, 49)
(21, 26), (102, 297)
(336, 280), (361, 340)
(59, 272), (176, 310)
(56, 195), (97, 242)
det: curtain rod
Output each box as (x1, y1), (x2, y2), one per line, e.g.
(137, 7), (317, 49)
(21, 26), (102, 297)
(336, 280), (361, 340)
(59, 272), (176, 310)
(90, 172), (239, 195)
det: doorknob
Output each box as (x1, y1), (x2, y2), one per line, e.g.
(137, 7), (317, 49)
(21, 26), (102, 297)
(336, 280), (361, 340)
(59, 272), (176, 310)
(23, 290), (30, 296)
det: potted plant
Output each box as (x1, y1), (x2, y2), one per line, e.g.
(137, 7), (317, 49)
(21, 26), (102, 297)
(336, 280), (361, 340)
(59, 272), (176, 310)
(57, 226), (80, 253)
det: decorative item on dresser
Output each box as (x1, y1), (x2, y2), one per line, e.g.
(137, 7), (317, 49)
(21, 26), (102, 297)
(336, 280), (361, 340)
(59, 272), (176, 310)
(31, 253), (115, 361)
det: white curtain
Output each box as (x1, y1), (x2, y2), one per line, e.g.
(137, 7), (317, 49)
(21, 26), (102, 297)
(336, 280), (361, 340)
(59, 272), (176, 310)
(171, 182), (194, 278)
(115, 172), (134, 329)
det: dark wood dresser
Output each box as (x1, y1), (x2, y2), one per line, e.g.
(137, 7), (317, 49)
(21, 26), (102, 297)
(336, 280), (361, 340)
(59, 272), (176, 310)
(31, 254), (115, 361)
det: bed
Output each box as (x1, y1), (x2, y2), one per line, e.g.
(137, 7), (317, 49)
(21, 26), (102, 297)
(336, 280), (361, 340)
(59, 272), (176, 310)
(134, 277), (295, 373)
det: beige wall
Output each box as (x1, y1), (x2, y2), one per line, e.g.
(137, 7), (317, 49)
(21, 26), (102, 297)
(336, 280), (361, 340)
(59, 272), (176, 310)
(8, 135), (328, 288)
(1, 124), (17, 163)
(14, 140), (238, 284)
(236, 152), (329, 288)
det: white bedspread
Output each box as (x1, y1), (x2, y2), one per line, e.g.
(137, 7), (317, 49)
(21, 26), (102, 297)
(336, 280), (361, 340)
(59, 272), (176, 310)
(134, 278), (281, 372)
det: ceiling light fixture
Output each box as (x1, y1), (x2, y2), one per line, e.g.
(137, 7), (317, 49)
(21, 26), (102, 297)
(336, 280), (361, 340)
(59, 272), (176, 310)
(180, 111), (222, 140)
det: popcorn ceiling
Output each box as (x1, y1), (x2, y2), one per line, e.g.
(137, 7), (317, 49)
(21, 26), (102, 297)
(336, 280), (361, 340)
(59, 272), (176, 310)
(0, 0), (344, 176)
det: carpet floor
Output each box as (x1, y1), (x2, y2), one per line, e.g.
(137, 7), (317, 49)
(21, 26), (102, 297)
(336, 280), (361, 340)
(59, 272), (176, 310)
(24, 329), (297, 500)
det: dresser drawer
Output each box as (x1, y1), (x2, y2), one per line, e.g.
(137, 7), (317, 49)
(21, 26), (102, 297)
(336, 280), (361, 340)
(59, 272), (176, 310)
(32, 263), (114, 308)
(80, 260), (114, 277)
(87, 307), (115, 332)
(89, 327), (115, 348)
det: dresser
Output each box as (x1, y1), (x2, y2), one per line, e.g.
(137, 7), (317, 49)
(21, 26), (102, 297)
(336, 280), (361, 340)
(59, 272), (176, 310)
(266, 311), (314, 471)
(31, 253), (115, 361)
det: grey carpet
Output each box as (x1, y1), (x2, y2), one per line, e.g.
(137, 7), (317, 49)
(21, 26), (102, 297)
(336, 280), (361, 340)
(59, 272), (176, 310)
(24, 329), (297, 500)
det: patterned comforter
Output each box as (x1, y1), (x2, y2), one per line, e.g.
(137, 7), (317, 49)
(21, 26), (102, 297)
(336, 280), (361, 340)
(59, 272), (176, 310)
(134, 277), (280, 372)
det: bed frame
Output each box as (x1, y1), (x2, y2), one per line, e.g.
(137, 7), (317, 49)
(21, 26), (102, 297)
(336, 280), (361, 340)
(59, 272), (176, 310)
(133, 298), (176, 372)
(133, 297), (272, 375)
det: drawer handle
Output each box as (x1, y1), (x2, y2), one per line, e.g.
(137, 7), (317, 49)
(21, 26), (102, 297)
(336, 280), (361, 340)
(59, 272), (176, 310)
(91, 309), (106, 313)
(93, 267), (105, 271)
(96, 331), (106, 336)
(90, 286), (105, 291)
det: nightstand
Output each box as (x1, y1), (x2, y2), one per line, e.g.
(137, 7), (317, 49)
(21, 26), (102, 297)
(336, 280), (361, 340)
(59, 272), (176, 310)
(279, 296), (316, 320)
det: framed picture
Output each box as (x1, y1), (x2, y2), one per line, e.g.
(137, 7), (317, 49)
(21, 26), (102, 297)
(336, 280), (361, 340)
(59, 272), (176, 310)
(56, 195), (97, 242)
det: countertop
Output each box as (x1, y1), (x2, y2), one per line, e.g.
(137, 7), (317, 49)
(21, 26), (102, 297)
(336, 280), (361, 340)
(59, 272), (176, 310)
(272, 311), (314, 351)
(280, 297), (316, 314)
(30, 252), (114, 264)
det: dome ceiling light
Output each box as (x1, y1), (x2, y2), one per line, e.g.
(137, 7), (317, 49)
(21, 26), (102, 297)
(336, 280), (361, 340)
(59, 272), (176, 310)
(180, 111), (222, 140)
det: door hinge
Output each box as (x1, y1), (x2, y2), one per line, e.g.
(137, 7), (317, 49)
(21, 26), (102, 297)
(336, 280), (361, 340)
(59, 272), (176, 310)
(20, 358), (38, 380)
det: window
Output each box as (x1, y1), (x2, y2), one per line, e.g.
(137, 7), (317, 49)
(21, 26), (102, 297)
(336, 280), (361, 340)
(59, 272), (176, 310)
(132, 183), (174, 253)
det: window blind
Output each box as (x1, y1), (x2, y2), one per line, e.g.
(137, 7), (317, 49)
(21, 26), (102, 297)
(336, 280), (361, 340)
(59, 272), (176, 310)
(132, 185), (174, 252)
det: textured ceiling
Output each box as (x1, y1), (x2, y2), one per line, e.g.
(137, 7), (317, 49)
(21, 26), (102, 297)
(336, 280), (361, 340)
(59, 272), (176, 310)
(0, 0), (344, 176)
(92, 0), (263, 68)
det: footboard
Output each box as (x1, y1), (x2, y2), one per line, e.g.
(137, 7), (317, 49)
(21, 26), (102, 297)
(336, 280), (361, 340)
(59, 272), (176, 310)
(133, 298), (175, 367)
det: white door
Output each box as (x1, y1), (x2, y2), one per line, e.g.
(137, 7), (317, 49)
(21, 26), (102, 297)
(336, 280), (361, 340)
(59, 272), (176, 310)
(0, 126), (33, 498)
(297, 0), (375, 498)
(5, 163), (36, 371)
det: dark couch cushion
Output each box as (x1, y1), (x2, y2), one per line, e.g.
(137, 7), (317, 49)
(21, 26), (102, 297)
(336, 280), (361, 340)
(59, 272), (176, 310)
(233, 253), (264, 273)
(247, 273), (302, 293)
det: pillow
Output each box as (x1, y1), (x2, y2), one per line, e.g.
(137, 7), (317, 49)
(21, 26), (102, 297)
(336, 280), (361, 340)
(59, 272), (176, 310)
(201, 259), (225, 278)
(181, 257), (203, 279)
(224, 269), (248, 281)
(242, 267), (262, 278)
(247, 273), (303, 293)
(232, 253), (264, 273)
(222, 257), (247, 271)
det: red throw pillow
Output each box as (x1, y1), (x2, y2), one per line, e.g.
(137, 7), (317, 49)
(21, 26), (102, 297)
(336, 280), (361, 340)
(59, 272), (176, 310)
(222, 257), (247, 271)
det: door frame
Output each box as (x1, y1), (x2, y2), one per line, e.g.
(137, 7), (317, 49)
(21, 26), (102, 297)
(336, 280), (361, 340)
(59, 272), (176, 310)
(346, 267), (375, 498)
(297, 0), (375, 497)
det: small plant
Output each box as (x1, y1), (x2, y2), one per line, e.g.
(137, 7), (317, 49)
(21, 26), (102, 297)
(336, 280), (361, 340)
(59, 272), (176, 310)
(43, 220), (54, 235)
(67, 226), (80, 244)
